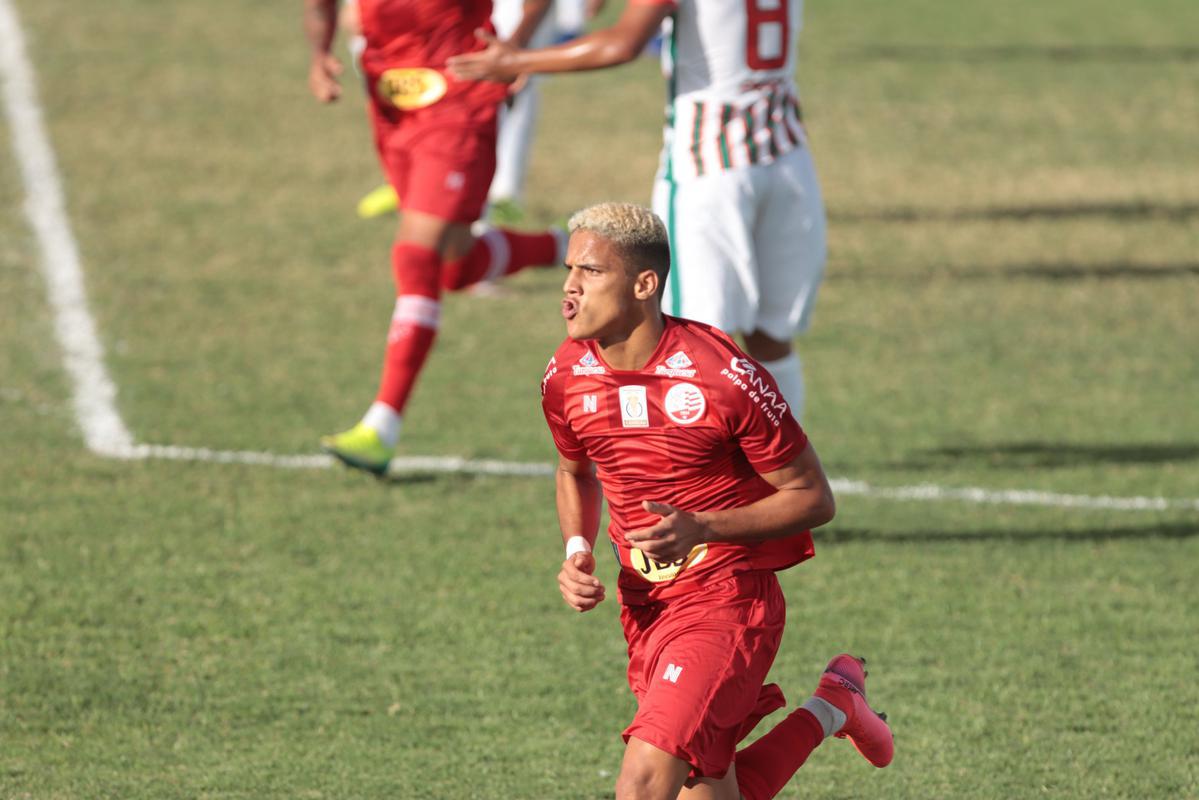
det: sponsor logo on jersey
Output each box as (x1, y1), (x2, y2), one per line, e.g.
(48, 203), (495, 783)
(662, 663), (684, 684)
(540, 356), (557, 397)
(721, 356), (789, 427)
(444, 171), (465, 191)
(618, 385), (649, 428)
(663, 383), (706, 425)
(654, 350), (697, 378)
(376, 67), (447, 110)
(582, 394), (598, 414)
(629, 544), (708, 583)
(572, 350), (606, 376)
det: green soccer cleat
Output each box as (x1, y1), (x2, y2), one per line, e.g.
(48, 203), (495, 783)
(320, 422), (394, 476)
(356, 183), (399, 219)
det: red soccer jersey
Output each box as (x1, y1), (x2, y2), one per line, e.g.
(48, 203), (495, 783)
(358, 0), (508, 118)
(541, 316), (815, 606)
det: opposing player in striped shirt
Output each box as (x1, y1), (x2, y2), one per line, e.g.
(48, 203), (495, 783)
(450, 0), (827, 422)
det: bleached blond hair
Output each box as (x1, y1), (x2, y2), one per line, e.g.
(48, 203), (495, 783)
(568, 202), (671, 292)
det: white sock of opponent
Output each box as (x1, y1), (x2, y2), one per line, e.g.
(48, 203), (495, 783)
(761, 352), (805, 423)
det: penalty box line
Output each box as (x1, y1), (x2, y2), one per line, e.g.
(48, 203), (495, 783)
(4, 0), (1197, 517)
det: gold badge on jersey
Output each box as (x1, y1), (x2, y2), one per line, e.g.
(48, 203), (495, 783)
(376, 68), (448, 110)
(630, 544), (708, 583)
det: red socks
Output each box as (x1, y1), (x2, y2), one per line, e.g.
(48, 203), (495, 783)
(374, 229), (559, 412)
(375, 243), (441, 412)
(441, 227), (560, 291)
(735, 708), (825, 800)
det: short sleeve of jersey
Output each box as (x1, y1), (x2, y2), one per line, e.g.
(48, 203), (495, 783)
(722, 359), (808, 474)
(540, 355), (588, 462)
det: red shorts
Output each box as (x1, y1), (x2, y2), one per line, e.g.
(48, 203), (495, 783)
(620, 570), (787, 778)
(369, 103), (497, 224)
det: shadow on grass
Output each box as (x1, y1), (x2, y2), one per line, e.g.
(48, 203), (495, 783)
(377, 472), (442, 486)
(830, 200), (1199, 224)
(822, 519), (1199, 544)
(843, 44), (1199, 63)
(907, 441), (1199, 469)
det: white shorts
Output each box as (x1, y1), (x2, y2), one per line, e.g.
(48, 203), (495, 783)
(652, 145), (827, 342)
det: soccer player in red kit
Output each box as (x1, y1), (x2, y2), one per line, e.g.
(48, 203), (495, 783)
(541, 203), (893, 800)
(304, 0), (565, 475)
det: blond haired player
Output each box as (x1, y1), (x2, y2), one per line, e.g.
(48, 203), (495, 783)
(541, 203), (889, 800)
(450, 0), (826, 421)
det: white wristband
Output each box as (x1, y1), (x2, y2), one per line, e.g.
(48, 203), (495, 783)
(565, 536), (591, 559)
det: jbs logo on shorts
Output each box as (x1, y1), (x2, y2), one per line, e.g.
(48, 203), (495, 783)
(376, 68), (447, 110)
(630, 544), (708, 582)
(619, 385), (649, 428)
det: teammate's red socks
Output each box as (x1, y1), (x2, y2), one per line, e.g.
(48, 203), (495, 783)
(376, 243), (441, 412)
(441, 227), (561, 291)
(734, 707), (825, 800)
(374, 229), (560, 412)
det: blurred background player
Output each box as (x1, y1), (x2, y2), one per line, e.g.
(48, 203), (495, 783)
(350, 0), (604, 223)
(450, 0), (827, 422)
(543, 203), (890, 799)
(304, 0), (567, 476)
(488, 0), (605, 222)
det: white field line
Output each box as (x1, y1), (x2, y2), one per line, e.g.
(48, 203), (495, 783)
(1, 0), (134, 456)
(101, 444), (1199, 513)
(4, 1), (1197, 516)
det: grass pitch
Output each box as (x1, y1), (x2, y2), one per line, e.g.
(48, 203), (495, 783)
(2, 0), (1197, 797)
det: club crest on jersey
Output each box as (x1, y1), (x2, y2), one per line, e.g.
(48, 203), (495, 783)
(664, 383), (706, 425)
(618, 385), (649, 428)
(655, 350), (697, 378)
(573, 351), (606, 376)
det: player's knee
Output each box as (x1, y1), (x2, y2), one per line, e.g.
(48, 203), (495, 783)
(743, 330), (792, 362)
(614, 763), (666, 800)
(615, 742), (686, 800)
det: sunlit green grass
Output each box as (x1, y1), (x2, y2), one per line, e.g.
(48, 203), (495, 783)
(2, 0), (1197, 797)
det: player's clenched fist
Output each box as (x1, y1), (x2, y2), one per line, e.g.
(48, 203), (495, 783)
(558, 551), (605, 612)
(624, 500), (711, 562)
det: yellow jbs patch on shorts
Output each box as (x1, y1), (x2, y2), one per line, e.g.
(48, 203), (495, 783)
(630, 544), (708, 583)
(376, 68), (448, 110)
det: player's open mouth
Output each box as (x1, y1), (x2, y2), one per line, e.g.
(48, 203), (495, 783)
(562, 298), (579, 320)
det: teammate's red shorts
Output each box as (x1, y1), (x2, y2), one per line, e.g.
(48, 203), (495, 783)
(369, 103), (498, 224)
(620, 570), (787, 778)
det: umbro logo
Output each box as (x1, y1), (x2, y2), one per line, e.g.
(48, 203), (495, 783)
(572, 350), (606, 376)
(655, 350), (696, 378)
(665, 351), (692, 369)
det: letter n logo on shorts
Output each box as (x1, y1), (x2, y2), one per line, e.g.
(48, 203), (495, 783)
(662, 663), (683, 684)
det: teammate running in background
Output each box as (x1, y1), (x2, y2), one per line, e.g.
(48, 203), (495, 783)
(450, 0), (827, 421)
(541, 203), (890, 799)
(304, 0), (567, 476)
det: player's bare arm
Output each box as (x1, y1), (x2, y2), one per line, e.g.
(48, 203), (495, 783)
(555, 455), (606, 612)
(508, 0), (554, 48)
(304, 0), (344, 102)
(625, 442), (835, 562)
(445, 3), (671, 82)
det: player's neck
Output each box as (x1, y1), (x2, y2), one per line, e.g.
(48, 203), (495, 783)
(597, 312), (665, 371)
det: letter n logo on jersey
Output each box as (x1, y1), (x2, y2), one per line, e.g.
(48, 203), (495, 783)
(662, 663), (683, 684)
(582, 394), (598, 414)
